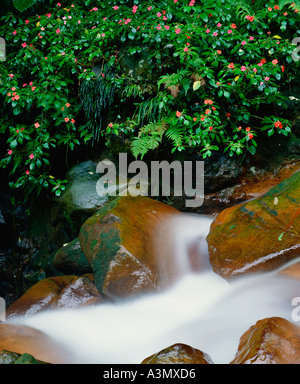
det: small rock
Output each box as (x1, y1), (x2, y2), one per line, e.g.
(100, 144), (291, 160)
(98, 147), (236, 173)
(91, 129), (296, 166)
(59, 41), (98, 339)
(141, 343), (214, 364)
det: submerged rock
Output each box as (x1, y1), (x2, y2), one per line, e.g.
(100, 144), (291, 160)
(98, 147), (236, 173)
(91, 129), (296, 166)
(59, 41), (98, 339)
(79, 196), (183, 300)
(207, 171), (300, 279)
(141, 343), (214, 364)
(231, 317), (300, 364)
(6, 274), (103, 319)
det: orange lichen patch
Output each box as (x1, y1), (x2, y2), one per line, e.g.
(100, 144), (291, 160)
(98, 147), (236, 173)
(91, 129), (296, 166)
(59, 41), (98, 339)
(231, 317), (300, 364)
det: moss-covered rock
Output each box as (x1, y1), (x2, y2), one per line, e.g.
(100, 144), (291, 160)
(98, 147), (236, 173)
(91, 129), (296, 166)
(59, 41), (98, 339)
(52, 238), (92, 275)
(79, 196), (182, 300)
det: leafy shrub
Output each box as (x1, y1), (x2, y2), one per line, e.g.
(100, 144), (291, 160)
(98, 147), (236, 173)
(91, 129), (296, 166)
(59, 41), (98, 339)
(0, 0), (299, 197)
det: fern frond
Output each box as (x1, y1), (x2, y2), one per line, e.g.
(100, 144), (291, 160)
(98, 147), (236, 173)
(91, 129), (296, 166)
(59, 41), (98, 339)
(165, 125), (184, 147)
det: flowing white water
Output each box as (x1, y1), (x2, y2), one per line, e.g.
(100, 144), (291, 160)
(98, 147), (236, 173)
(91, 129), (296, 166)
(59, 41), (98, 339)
(10, 214), (300, 364)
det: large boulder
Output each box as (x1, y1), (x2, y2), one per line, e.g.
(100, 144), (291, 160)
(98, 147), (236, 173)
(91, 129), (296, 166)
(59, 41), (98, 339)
(79, 196), (183, 300)
(231, 317), (300, 364)
(141, 343), (214, 364)
(6, 274), (103, 320)
(207, 171), (300, 279)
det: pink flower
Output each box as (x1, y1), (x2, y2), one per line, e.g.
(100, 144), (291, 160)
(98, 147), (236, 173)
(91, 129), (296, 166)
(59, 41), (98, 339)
(26, 170), (30, 175)
(108, 123), (113, 127)
(228, 29), (232, 34)
(249, 36), (254, 41)
(31, 87), (36, 91)
(241, 66), (247, 71)
(101, 33), (105, 37)
(157, 12), (162, 17)
(174, 0), (178, 2)
(206, 29), (210, 33)
(272, 59), (278, 65)
(213, 32), (218, 36)
(34, 122), (40, 128)
(9, 74), (14, 78)
(29, 153), (34, 160)
(25, 19), (29, 24)
(65, 117), (70, 122)
(113, 6), (119, 10)
(257, 62), (263, 66)
(241, 40), (246, 45)
(217, 23), (222, 27)
(132, 5), (138, 13)
(78, 20), (81, 24)
(265, 77), (270, 81)
(56, 28), (61, 34)
(253, 68), (257, 73)
(57, 2), (61, 6)
(268, 7), (272, 11)
(148, 6), (152, 10)
(164, 25), (170, 30)
(13, 30), (17, 35)
(184, 47), (189, 52)
(175, 28), (181, 34)
(8, 150), (12, 155)
(21, 42), (27, 48)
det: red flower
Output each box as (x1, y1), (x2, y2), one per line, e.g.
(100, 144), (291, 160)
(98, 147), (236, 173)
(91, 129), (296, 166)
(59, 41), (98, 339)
(274, 121), (283, 129)
(248, 133), (254, 139)
(176, 111), (181, 117)
(231, 23), (237, 29)
(228, 63), (235, 69)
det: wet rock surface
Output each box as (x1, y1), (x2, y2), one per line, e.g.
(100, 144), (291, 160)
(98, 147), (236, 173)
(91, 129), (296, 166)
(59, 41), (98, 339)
(207, 171), (300, 279)
(0, 324), (71, 364)
(231, 317), (300, 364)
(141, 343), (214, 364)
(6, 274), (103, 320)
(79, 196), (182, 300)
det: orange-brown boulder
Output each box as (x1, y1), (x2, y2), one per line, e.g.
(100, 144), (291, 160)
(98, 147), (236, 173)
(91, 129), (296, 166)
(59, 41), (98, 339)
(0, 324), (70, 364)
(207, 171), (300, 279)
(79, 196), (183, 300)
(141, 343), (213, 364)
(6, 274), (103, 319)
(231, 317), (300, 364)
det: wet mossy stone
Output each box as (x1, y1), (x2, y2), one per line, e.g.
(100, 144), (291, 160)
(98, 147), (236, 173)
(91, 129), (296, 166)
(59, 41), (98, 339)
(52, 238), (92, 275)
(207, 171), (300, 279)
(79, 196), (181, 300)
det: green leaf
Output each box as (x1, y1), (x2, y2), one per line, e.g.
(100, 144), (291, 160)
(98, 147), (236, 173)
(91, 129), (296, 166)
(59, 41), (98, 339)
(12, 0), (37, 12)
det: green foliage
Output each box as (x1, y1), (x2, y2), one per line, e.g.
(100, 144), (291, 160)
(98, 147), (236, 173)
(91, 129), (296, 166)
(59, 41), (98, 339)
(0, 0), (299, 197)
(12, 0), (37, 12)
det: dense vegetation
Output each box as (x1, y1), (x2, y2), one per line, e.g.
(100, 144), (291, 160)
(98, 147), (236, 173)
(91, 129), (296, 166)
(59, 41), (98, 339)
(0, 0), (299, 198)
